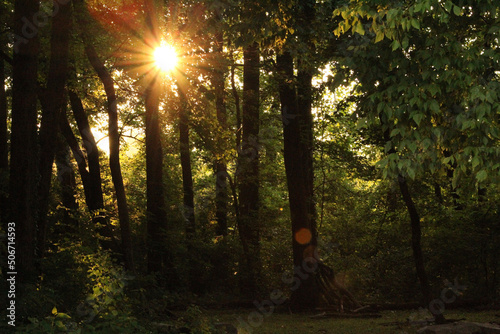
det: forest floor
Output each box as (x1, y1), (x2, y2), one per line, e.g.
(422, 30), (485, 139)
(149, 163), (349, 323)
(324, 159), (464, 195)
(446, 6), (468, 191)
(206, 309), (500, 334)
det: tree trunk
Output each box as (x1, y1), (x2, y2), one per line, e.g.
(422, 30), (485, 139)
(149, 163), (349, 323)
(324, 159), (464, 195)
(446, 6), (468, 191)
(397, 175), (445, 323)
(214, 31), (228, 237)
(0, 58), (8, 227)
(59, 110), (92, 205)
(277, 50), (319, 311)
(178, 85), (201, 292)
(9, 0), (40, 283)
(145, 76), (168, 275)
(55, 135), (79, 233)
(81, 33), (134, 271)
(231, 61), (242, 150)
(37, 0), (71, 258)
(143, 0), (174, 282)
(178, 89), (196, 238)
(68, 90), (115, 250)
(237, 43), (261, 296)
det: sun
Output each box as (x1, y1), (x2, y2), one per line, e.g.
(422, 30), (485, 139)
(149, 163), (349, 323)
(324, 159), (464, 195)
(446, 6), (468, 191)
(154, 44), (178, 72)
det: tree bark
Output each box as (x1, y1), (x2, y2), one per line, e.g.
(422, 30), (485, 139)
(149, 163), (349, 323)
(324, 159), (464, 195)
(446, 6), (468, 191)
(68, 90), (116, 250)
(214, 31), (228, 237)
(55, 134), (79, 232)
(178, 89), (196, 238)
(380, 111), (445, 323)
(81, 32), (134, 271)
(9, 0), (40, 283)
(145, 75), (169, 275)
(397, 175), (445, 323)
(277, 50), (319, 311)
(59, 110), (92, 205)
(178, 85), (201, 292)
(238, 43), (261, 296)
(0, 58), (8, 227)
(37, 0), (71, 258)
(143, 0), (174, 282)
(231, 62), (242, 152)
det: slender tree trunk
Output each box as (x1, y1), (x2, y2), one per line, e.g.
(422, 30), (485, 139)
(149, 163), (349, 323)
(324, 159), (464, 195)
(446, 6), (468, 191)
(238, 43), (261, 296)
(9, 0), (40, 283)
(0, 58), (8, 227)
(68, 90), (116, 250)
(37, 0), (71, 257)
(379, 106), (445, 323)
(231, 61), (242, 150)
(59, 110), (92, 205)
(214, 31), (228, 237)
(178, 89), (196, 238)
(55, 134), (79, 232)
(178, 86), (201, 292)
(81, 33), (134, 271)
(397, 175), (445, 323)
(277, 51), (319, 311)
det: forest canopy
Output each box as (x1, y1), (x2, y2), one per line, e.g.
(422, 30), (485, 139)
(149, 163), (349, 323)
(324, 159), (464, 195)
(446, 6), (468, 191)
(0, 0), (499, 332)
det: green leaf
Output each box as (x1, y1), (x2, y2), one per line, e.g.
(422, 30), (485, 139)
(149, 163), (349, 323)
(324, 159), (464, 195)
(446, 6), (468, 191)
(375, 31), (385, 43)
(56, 312), (71, 319)
(453, 5), (462, 16)
(408, 142), (417, 153)
(444, 0), (453, 12)
(472, 156), (481, 169)
(407, 167), (416, 180)
(390, 128), (400, 137)
(354, 22), (365, 35)
(428, 84), (441, 97)
(412, 113), (424, 126)
(410, 18), (420, 29)
(452, 172), (459, 189)
(429, 100), (440, 113)
(402, 36), (409, 49)
(391, 39), (401, 51)
(476, 170), (487, 182)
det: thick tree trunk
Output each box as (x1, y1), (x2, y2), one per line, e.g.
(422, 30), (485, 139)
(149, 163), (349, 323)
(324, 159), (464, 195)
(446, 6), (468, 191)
(68, 91), (116, 250)
(9, 0), (40, 283)
(0, 58), (8, 227)
(277, 51), (319, 311)
(82, 35), (134, 271)
(145, 76), (169, 275)
(143, 0), (174, 281)
(37, 0), (71, 257)
(238, 43), (261, 296)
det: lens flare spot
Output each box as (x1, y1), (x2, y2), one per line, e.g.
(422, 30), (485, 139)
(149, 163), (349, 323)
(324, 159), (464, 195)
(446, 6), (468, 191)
(295, 228), (312, 245)
(154, 44), (177, 72)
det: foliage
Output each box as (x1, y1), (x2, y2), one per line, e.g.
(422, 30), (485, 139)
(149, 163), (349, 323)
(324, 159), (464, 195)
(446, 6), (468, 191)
(16, 248), (146, 333)
(176, 305), (218, 334)
(332, 0), (500, 184)
(2, 0), (500, 326)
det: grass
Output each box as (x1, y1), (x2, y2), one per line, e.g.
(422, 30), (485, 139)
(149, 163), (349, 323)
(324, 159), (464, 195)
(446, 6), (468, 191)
(208, 309), (500, 334)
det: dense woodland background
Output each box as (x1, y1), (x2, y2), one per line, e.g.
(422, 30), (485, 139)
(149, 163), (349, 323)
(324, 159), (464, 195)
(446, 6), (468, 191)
(0, 0), (499, 332)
